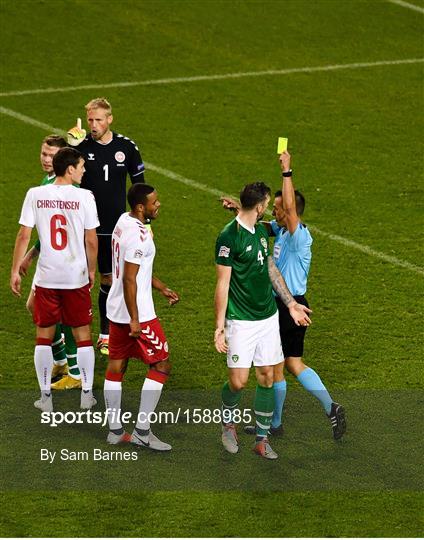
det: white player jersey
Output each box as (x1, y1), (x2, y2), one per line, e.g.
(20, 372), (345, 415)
(107, 213), (156, 324)
(19, 184), (99, 289)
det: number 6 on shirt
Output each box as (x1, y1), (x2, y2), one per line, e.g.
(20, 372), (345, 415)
(50, 214), (68, 250)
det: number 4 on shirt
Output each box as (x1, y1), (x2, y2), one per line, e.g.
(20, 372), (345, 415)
(257, 250), (264, 265)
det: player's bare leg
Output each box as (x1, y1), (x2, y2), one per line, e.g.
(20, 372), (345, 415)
(71, 325), (96, 409)
(104, 358), (131, 444)
(131, 359), (172, 451)
(34, 325), (56, 412)
(97, 273), (112, 355)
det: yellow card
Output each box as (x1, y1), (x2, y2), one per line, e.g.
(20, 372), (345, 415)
(277, 137), (288, 154)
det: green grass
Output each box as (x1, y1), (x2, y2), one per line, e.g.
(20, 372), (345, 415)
(0, 0), (423, 537)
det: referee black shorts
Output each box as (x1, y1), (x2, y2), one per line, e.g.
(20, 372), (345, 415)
(97, 235), (112, 275)
(276, 295), (309, 359)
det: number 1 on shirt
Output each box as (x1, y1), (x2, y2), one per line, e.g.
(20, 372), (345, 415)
(103, 164), (109, 181)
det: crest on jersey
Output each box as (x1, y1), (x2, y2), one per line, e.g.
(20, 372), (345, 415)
(115, 151), (125, 163)
(260, 237), (268, 250)
(218, 246), (230, 258)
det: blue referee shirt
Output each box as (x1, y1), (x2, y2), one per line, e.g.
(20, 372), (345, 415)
(271, 220), (313, 296)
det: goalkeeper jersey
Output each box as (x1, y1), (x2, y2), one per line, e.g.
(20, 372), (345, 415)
(78, 132), (145, 235)
(215, 216), (277, 321)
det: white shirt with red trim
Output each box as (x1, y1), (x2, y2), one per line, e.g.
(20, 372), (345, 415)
(19, 184), (99, 289)
(107, 212), (156, 323)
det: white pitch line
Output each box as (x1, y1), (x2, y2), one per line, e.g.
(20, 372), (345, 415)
(0, 106), (65, 134)
(387, 0), (424, 13)
(305, 225), (424, 275)
(0, 58), (423, 98)
(1, 105), (423, 277)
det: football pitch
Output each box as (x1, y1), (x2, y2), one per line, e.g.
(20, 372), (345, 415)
(0, 0), (423, 537)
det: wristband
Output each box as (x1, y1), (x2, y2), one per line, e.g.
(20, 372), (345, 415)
(282, 170), (293, 177)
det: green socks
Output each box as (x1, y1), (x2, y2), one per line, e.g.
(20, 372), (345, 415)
(52, 325), (66, 364)
(63, 325), (81, 380)
(221, 381), (241, 424)
(254, 384), (275, 439)
(221, 381), (275, 438)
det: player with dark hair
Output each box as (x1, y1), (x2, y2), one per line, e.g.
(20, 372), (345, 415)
(67, 98), (145, 356)
(10, 148), (99, 412)
(103, 183), (179, 449)
(215, 181), (312, 460)
(222, 151), (346, 440)
(19, 135), (82, 389)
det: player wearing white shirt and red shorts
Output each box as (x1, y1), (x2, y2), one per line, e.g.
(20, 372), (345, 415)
(104, 183), (179, 450)
(10, 147), (99, 412)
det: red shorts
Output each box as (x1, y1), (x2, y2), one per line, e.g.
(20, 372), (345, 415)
(33, 284), (92, 328)
(109, 318), (169, 364)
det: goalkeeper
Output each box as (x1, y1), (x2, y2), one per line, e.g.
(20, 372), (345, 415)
(66, 98), (145, 357)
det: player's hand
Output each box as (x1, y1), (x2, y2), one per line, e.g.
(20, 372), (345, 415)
(220, 196), (240, 213)
(19, 254), (32, 276)
(279, 150), (291, 172)
(88, 271), (95, 290)
(129, 319), (142, 338)
(10, 272), (22, 297)
(161, 287), (180, 305)
(288, 301), (312, 327)
(214, 328), (228, 353)
(67, 118), (86, 147)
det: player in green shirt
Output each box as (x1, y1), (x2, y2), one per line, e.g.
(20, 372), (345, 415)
(215, 181), (311, 459)
(19, 135), (81, 389)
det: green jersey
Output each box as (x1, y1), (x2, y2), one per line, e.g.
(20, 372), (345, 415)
(215, 217), (277, 321)
(40, 173), (56, 185)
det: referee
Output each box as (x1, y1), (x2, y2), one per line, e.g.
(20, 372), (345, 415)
(67, 98), (145, 355)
